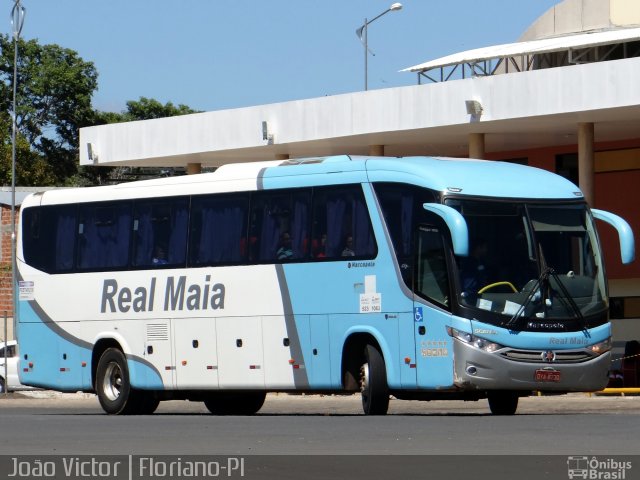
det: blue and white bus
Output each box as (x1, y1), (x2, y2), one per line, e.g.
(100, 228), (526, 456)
(16, 155), (634, 415)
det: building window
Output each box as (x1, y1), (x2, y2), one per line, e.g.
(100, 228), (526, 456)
(556, 153), (578, 185)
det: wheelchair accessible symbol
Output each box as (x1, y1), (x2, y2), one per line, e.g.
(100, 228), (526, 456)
(414, 307), (423, 323)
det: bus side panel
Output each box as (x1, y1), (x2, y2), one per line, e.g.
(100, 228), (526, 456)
(279, 260), (413, 390)
(262, 315), (298, 389)
(17, 300), (92, 391)
(127, 355), (166, 390)
(308, 315), (332, 388)
(216, 316), (265, 389)
(17, 274), (166, 392)
(174, 317), (218, 389)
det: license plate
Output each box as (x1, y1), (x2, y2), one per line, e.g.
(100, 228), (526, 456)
(535, 369), (561, 382)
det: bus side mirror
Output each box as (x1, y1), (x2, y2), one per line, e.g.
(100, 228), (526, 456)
(422, 203), (469, 257)
(591, 209), (635, 264)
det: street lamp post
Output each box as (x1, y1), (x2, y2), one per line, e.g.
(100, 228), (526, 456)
(356, 2), (402, 91)
(9, 1), (25, 385)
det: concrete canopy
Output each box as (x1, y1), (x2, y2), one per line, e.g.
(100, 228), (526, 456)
(79, 55), (640, 168)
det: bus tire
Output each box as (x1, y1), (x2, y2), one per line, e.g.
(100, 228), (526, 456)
(96, 348), (137, 415)
(360, 344), (389, 415)
(487, 391), (519, 415)
(0, 376), (5, 394)
(204, 392), (266, 415)
(135, 392), (160, 415)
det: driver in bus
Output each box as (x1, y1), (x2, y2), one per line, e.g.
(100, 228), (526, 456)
(459, 239), (489, 301)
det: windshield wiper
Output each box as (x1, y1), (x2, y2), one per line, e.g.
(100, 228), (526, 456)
(547, 269), (587, 330)
(504, 267), (551, 329)
(504, 267), (587, 330)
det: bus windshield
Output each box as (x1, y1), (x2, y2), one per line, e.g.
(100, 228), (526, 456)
(445, 199), (607, 328)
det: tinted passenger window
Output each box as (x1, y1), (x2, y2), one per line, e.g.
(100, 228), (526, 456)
(311, 186), (376, 260)
(190, 194), (249, 266)
(133, 198), (189, 267)
(374, 183), (438, 284)
(249, 190), (311, 263)
(22, 205), (77, 273)
(78, 203), (132, 270)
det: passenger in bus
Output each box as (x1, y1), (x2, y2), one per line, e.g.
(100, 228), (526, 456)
(341, 236), (355, 257)
(314, 234), (327, 258)
(276, 232), (293, 260)
(152, 245), (168, 265)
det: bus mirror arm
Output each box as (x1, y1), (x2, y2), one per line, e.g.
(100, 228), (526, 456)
(591, 209), (635, 265)
(423, 203), (469, 256)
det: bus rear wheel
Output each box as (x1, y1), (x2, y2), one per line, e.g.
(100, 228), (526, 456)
(135, 391), (160, 415)
(360, 344), (389, 415)
(204, 392), (266, 415)
(487, 391), (519, 415)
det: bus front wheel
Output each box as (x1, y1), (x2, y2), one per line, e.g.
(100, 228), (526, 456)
(360, 344), (389, 415)
(96, 348), (138, 415)
(487, 391), (519, 415)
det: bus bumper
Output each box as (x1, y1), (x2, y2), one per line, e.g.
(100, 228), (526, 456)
(452, 339), (611, 392)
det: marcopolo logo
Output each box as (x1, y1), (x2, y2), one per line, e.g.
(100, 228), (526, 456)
(567, 456), (632, 479)
(348, 261), (375, 269)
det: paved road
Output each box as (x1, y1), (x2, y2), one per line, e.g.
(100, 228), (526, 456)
(1, 392), (639, 456)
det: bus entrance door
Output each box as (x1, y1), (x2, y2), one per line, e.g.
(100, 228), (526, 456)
(413, 224), (455, 389)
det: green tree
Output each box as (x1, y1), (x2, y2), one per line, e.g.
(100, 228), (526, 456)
(1, 35), (199, 186)
(122, 97), (198, 121)
(0, 34), (98, 185)
(0, 113), (57, 185)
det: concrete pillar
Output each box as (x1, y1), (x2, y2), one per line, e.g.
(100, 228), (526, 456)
(578, 122), (595, 206)
(468, 133), (485, 159)
(187, 163), (202, 175)
(275, 154), (289, 160)
(368, 145), (384, 156)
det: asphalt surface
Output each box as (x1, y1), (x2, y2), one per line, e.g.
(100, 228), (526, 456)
(0, 392), (639, 456)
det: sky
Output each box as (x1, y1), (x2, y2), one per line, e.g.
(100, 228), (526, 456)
(7, 0), (561, 113)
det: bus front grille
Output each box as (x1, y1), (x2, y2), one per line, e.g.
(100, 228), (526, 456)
(499, 348), (595, 364)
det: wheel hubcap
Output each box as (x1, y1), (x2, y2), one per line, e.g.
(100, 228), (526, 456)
(103, 362), (123, 402)
(360, 362), (370, 398)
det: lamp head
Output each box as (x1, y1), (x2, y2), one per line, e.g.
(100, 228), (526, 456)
(390, 3), (403, 11)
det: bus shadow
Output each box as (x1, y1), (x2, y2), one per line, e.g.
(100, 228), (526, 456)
(34, 411), (572, 417)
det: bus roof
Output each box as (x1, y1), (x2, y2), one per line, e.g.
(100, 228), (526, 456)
(25, 155), (582, 208)
(362, 156), (582, 200)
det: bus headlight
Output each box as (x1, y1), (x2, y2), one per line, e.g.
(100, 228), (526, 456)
(589, 337), (612, 355)
(446, 327), (503, 353)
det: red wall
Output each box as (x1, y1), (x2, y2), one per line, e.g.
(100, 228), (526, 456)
(0, 206), (17, 316)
